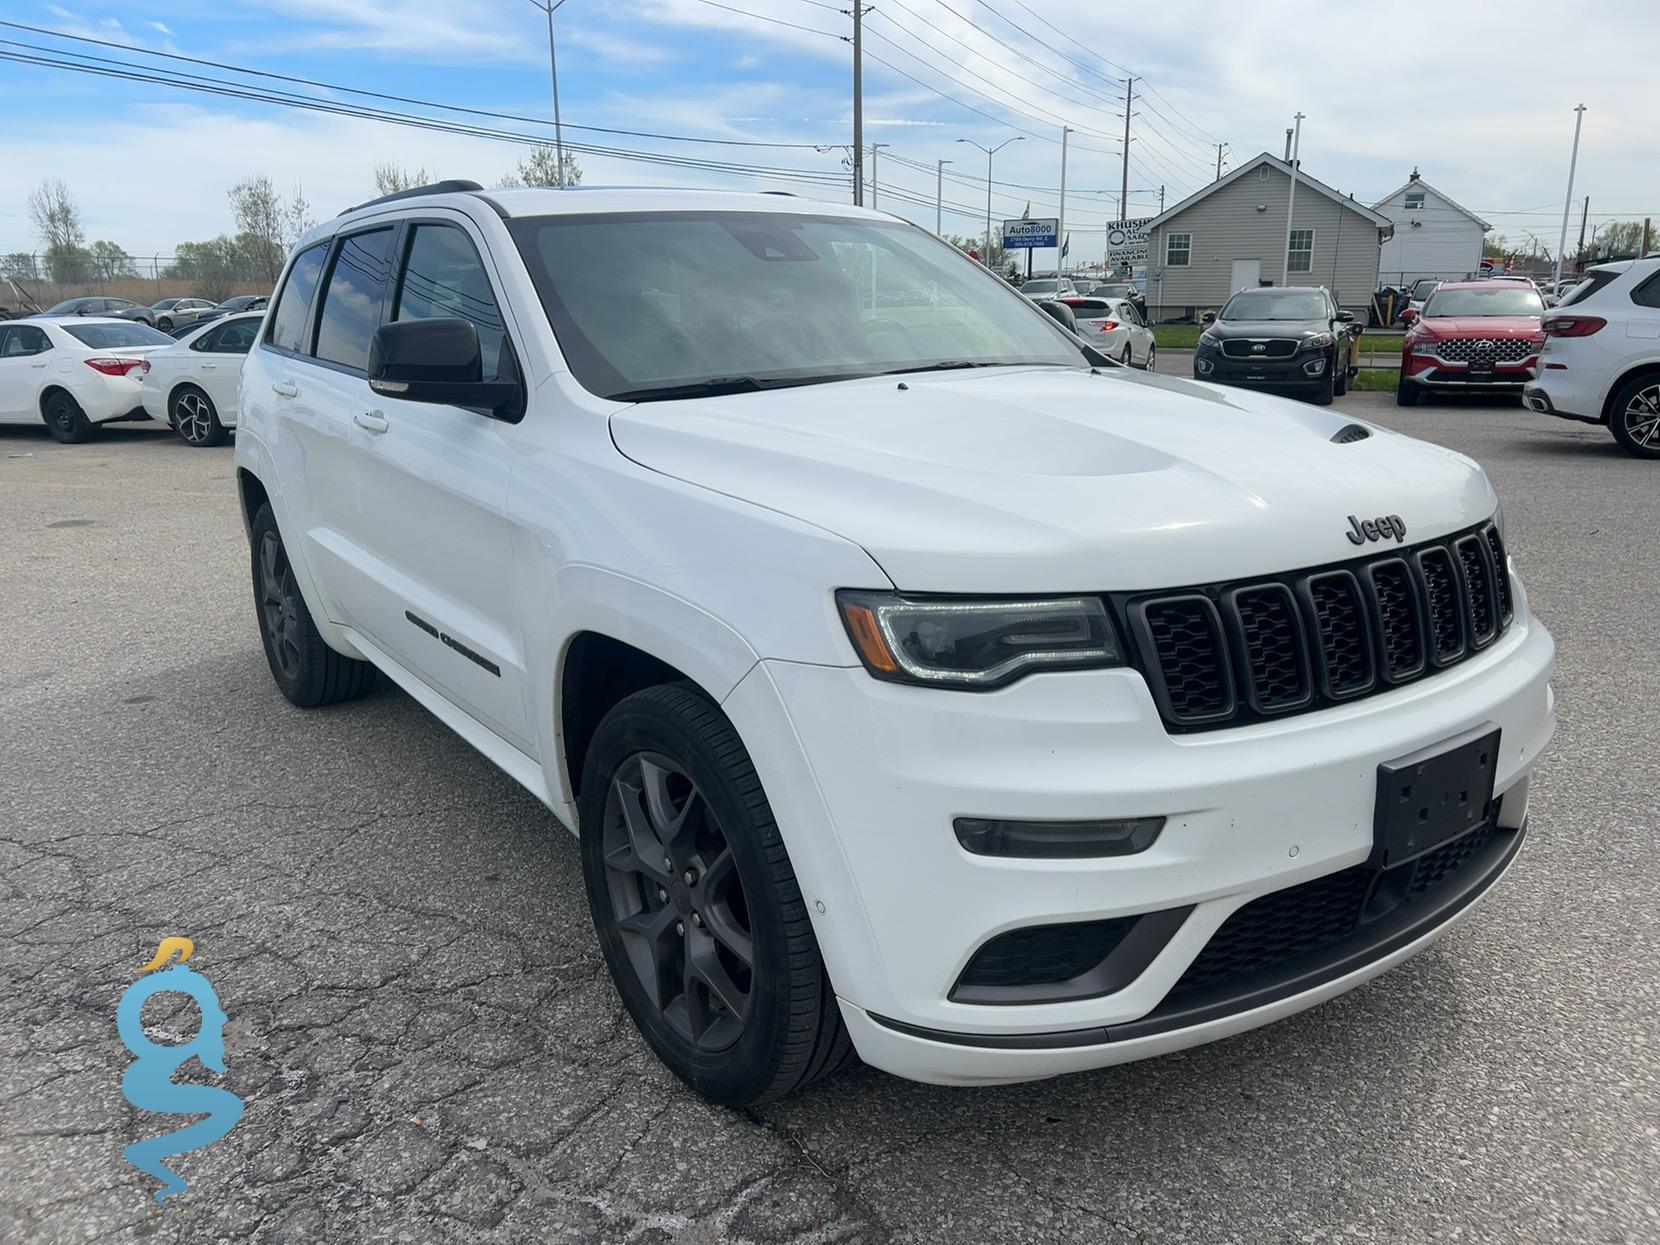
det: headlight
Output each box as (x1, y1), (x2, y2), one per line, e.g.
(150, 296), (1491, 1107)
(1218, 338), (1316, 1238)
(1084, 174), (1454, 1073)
(836, 591), (1123, 689)
(1492, 500), (1505, 542)
(1199, 330), (1221, 348)
(1302, 332), (1334, 350)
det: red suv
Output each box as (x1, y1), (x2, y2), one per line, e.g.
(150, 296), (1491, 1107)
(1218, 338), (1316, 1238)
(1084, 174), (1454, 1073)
(1397, 280), (1546, 405)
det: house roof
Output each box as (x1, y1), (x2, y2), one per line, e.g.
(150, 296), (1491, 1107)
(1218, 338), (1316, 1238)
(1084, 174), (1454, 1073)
(1144, 153), (1392, 231)
(1371, 178), (1492, 231)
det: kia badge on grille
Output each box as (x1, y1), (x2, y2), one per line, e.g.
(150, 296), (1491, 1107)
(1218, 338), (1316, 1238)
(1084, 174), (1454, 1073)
(1346, 514), (1408, 545)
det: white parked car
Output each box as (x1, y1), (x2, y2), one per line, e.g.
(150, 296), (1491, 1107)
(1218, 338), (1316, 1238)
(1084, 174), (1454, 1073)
(1067, 296), (1156, 369)
(1019, 276), (1077, 301)
(138, 312), (262, 446)
(1524, 258), (1660, 458)
(237, 183), (1555, 1105)
(0, 317), (174, 442)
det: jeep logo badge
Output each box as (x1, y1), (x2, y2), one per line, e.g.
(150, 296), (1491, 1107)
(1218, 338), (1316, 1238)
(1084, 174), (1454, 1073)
(1346, 514), (1408, 545)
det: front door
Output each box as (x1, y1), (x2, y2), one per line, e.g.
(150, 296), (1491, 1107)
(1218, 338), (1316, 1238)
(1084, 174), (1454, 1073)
(1231, 258), (1263, 294)
(0, 324), (53, 422)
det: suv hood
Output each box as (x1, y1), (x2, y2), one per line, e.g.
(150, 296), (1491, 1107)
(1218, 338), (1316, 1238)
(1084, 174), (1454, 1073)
(609, 367), (1496, 593)
(1206, 318), (1329, 340)
(1417, 315), (1542, 336)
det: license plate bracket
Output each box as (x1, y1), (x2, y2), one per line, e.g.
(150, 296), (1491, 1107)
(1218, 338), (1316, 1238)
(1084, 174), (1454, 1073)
(1467, 361), (1496, 383)
(1372, 725), (1500, 868)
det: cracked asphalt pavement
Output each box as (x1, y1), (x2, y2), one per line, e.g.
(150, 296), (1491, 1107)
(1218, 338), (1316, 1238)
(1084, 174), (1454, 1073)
(2, 393), (1656, 1243)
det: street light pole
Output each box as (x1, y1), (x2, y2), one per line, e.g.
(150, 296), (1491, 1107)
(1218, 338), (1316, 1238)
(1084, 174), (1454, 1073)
(1057, 126), (1071, 283)
(852, 2), (865, 205)
(525, 0), (570, 188)
(1281, 111), (1304, 284)
(935, 159), (952, 234)
(957, 136), (1023, 267)
(1553, 104), (1587, 291)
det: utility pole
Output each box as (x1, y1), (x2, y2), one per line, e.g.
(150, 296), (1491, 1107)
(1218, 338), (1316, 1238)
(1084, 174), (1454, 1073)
(524, 0), (570, 188)
(1645, 218), (1654, 257)
(957, 136), (1023, 267)
(870, 143), (890, 210)
(852, 2), (864, 205)
(1214, 144), (1225, 182)
(1120, 77), (1134, 226)
(1282, 112), (1304, 284)
(935, 159), (952, 234)
(1553, 104), (1586, 291)
(1057, 126), (1071, 281)
(1159, 185), (1165, 214)
(1577, 196), (1590, 258)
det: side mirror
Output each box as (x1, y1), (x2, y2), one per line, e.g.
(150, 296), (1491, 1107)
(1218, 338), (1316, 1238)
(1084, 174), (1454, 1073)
(368, 318), (519, 413)
(1201, 311), (1216, 323)
(1037, 300), (1077, 332)
(1335, 309), (1356, 322)
(1400, 308), (1418, 325)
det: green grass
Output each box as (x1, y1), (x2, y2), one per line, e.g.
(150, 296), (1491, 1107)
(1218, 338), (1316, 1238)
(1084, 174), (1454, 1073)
(1152, 325), (1403, 355)
(1348, 368), (1401, 392)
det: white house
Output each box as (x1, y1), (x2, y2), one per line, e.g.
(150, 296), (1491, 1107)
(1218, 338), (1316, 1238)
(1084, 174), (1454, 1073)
(1373, 172), (1490, 287)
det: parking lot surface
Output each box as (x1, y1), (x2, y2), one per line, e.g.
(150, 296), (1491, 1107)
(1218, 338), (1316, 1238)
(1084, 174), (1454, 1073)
(2, 393), (1656, 1244)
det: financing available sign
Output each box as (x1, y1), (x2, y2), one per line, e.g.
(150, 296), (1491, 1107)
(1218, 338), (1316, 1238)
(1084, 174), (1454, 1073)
(1105, 217), (1152, 264)
(1002, 217), (1059, 249)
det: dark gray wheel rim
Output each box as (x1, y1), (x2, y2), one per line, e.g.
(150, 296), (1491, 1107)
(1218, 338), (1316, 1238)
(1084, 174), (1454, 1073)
(1623, 384), (1660, 449)
(47, 396), (77, 434)
(258, 530), (303, 680)
(175, 391), (215, 444)
(602, 752), (753, 1052)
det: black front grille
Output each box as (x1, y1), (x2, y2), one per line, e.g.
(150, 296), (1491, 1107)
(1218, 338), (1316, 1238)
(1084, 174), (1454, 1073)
(1171, 820), (1502, 1001)
(1221, 338), (1298, 359)
(1127, 522), (1510, 732)
(956, 918), (1136, 989)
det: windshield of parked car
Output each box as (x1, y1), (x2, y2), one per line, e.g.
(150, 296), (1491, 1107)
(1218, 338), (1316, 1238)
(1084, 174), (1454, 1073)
(44, 299), (91, 314)
(63, 322), (174, 348)
(1423, 287), (1545, 317)
(1411, 279), (1440, 297)
(510, 211), (1086, 401)
(1021, 279), (1065, 295)
(1090, 284), (1134, 298)
(151, 299), (180, 311)
(1220, 290), (1329, 321)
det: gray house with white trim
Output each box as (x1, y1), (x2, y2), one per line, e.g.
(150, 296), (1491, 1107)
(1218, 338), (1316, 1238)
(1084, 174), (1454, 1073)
(1143, 153), (1392, 321)
(1373, 172), (1491, 287)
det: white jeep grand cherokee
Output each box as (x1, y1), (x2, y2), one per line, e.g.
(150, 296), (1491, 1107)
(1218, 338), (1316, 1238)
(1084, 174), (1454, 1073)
(234, 182), (1556, 1105)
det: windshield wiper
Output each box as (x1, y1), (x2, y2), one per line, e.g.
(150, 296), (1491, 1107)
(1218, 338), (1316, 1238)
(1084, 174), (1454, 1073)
(877, 360), (1067, 377)
(610, 375), (844, 402)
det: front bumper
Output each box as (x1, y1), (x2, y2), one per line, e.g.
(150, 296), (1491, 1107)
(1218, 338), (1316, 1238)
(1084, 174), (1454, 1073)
(1403, 357), (1539, 389)
(1193, 347), (1331, 392)
(724, 594), (1556, 1085)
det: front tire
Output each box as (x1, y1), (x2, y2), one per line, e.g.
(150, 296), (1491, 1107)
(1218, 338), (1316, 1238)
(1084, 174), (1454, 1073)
(1396, 378), (1421, 407)
(170, 385), (228, 447)
(1144, 344), (1156, 372)
(1311, 366), (1335, 406)
(1608, 375), (1660, 459)
(579, 684), (852, 1107)
(1333, 350), (1348, 396)
(249, 503), (376, 707)
(42, 391), (96, 443)
(156, 316), (174, 333)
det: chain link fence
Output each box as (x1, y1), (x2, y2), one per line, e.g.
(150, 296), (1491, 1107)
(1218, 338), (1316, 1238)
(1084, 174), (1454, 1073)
(1, 249), (276, 313)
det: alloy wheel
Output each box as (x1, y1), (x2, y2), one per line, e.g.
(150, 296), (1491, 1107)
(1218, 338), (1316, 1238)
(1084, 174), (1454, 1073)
(175, 392), (215, 445)
(601, 752), (754, 1052)
(1623, 384), (1660, 449)
(258, 531), (303, 680)
(48, 396), (76, 435)
(1145, 344), (1157, 372)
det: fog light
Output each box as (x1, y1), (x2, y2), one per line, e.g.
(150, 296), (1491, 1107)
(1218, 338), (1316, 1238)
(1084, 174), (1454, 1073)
(1196, 358), (1214, 375)
(953, 816), (1165, 859)
(1303, 358), (1327, 376)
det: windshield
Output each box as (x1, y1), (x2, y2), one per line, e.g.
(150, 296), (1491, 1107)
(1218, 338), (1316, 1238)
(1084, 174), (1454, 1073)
(1221, 290), (1329, 321)
(45, 299), (90, 314)
(1091, 284), (1133, 297)
(63, 322), (174, 348)
(1423, 287), (1544, 317)
(510, 211), (1085, 401)
(1411, 279), (1440, 297)
(1021, 279), (1063, 295)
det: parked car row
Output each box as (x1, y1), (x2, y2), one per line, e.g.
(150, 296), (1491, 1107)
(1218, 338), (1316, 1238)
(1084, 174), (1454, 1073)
(0, 308), (261, 446)
(30, 293), (270, 334)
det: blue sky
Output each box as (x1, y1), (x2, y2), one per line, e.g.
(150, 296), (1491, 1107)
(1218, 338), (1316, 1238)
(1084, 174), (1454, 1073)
(3, 0), (1657, 261)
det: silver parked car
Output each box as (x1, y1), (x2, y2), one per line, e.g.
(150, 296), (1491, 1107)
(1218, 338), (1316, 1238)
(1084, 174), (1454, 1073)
(150, 297), (218, 334)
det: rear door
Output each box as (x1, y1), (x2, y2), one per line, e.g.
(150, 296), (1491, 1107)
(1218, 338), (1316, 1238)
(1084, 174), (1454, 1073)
(193, 316), (259, 418)
(0, 324), (53, 422)
(332, 216), (532, 749)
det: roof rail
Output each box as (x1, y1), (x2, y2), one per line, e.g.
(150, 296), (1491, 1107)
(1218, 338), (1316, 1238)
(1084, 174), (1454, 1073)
(338, 179), (485, 216)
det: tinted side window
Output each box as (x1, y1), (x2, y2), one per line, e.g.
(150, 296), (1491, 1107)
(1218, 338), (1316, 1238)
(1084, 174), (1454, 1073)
(1, 325), (51, 356)
(1631, 272), (1660, 309)
(392, 224), (507, 380)
(267, 243), (328, 354)
(314, 229), (396, 372)
(214, 319), (260, 353)
(191, 324), (223, 352)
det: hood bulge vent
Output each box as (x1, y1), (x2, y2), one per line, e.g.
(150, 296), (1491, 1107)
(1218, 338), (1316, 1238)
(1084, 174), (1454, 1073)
(1330, 423), (1372, 444)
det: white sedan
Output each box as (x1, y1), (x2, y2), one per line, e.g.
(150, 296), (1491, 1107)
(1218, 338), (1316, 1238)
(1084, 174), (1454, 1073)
(138, 313), (262, 447)
(0, 317), (174, 443)
(1067, 296), (1157, 369)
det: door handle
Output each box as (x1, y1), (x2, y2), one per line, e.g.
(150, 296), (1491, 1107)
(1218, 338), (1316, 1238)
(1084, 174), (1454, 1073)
(201, 363), (217, 370)
(271, 380), (298, 398)
(354, 410), (389, 433)
(29, 361), (48, 368)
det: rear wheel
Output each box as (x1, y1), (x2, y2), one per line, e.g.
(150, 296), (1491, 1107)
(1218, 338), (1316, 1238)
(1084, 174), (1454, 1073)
(156, 316), (174, 333)
(170, 385), (228, 447)
(1120, 344), (1133, 367)
(1609, 375), (1660, 459)
(1144, 344), (1157, 373)
(1396, 378), (1421, 407)
(580, 683), (852, 1106)
(250, 503), (376, 707)
(42, 391), (96, 444)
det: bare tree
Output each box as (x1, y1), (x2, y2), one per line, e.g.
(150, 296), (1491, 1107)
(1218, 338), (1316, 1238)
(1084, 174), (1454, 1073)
(89, 241), (138, 281)
(27, 179), (91, 282)
(498, 145), (582, 189)
(373, 163), (432, 196)
(228, 175), (287, 283)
